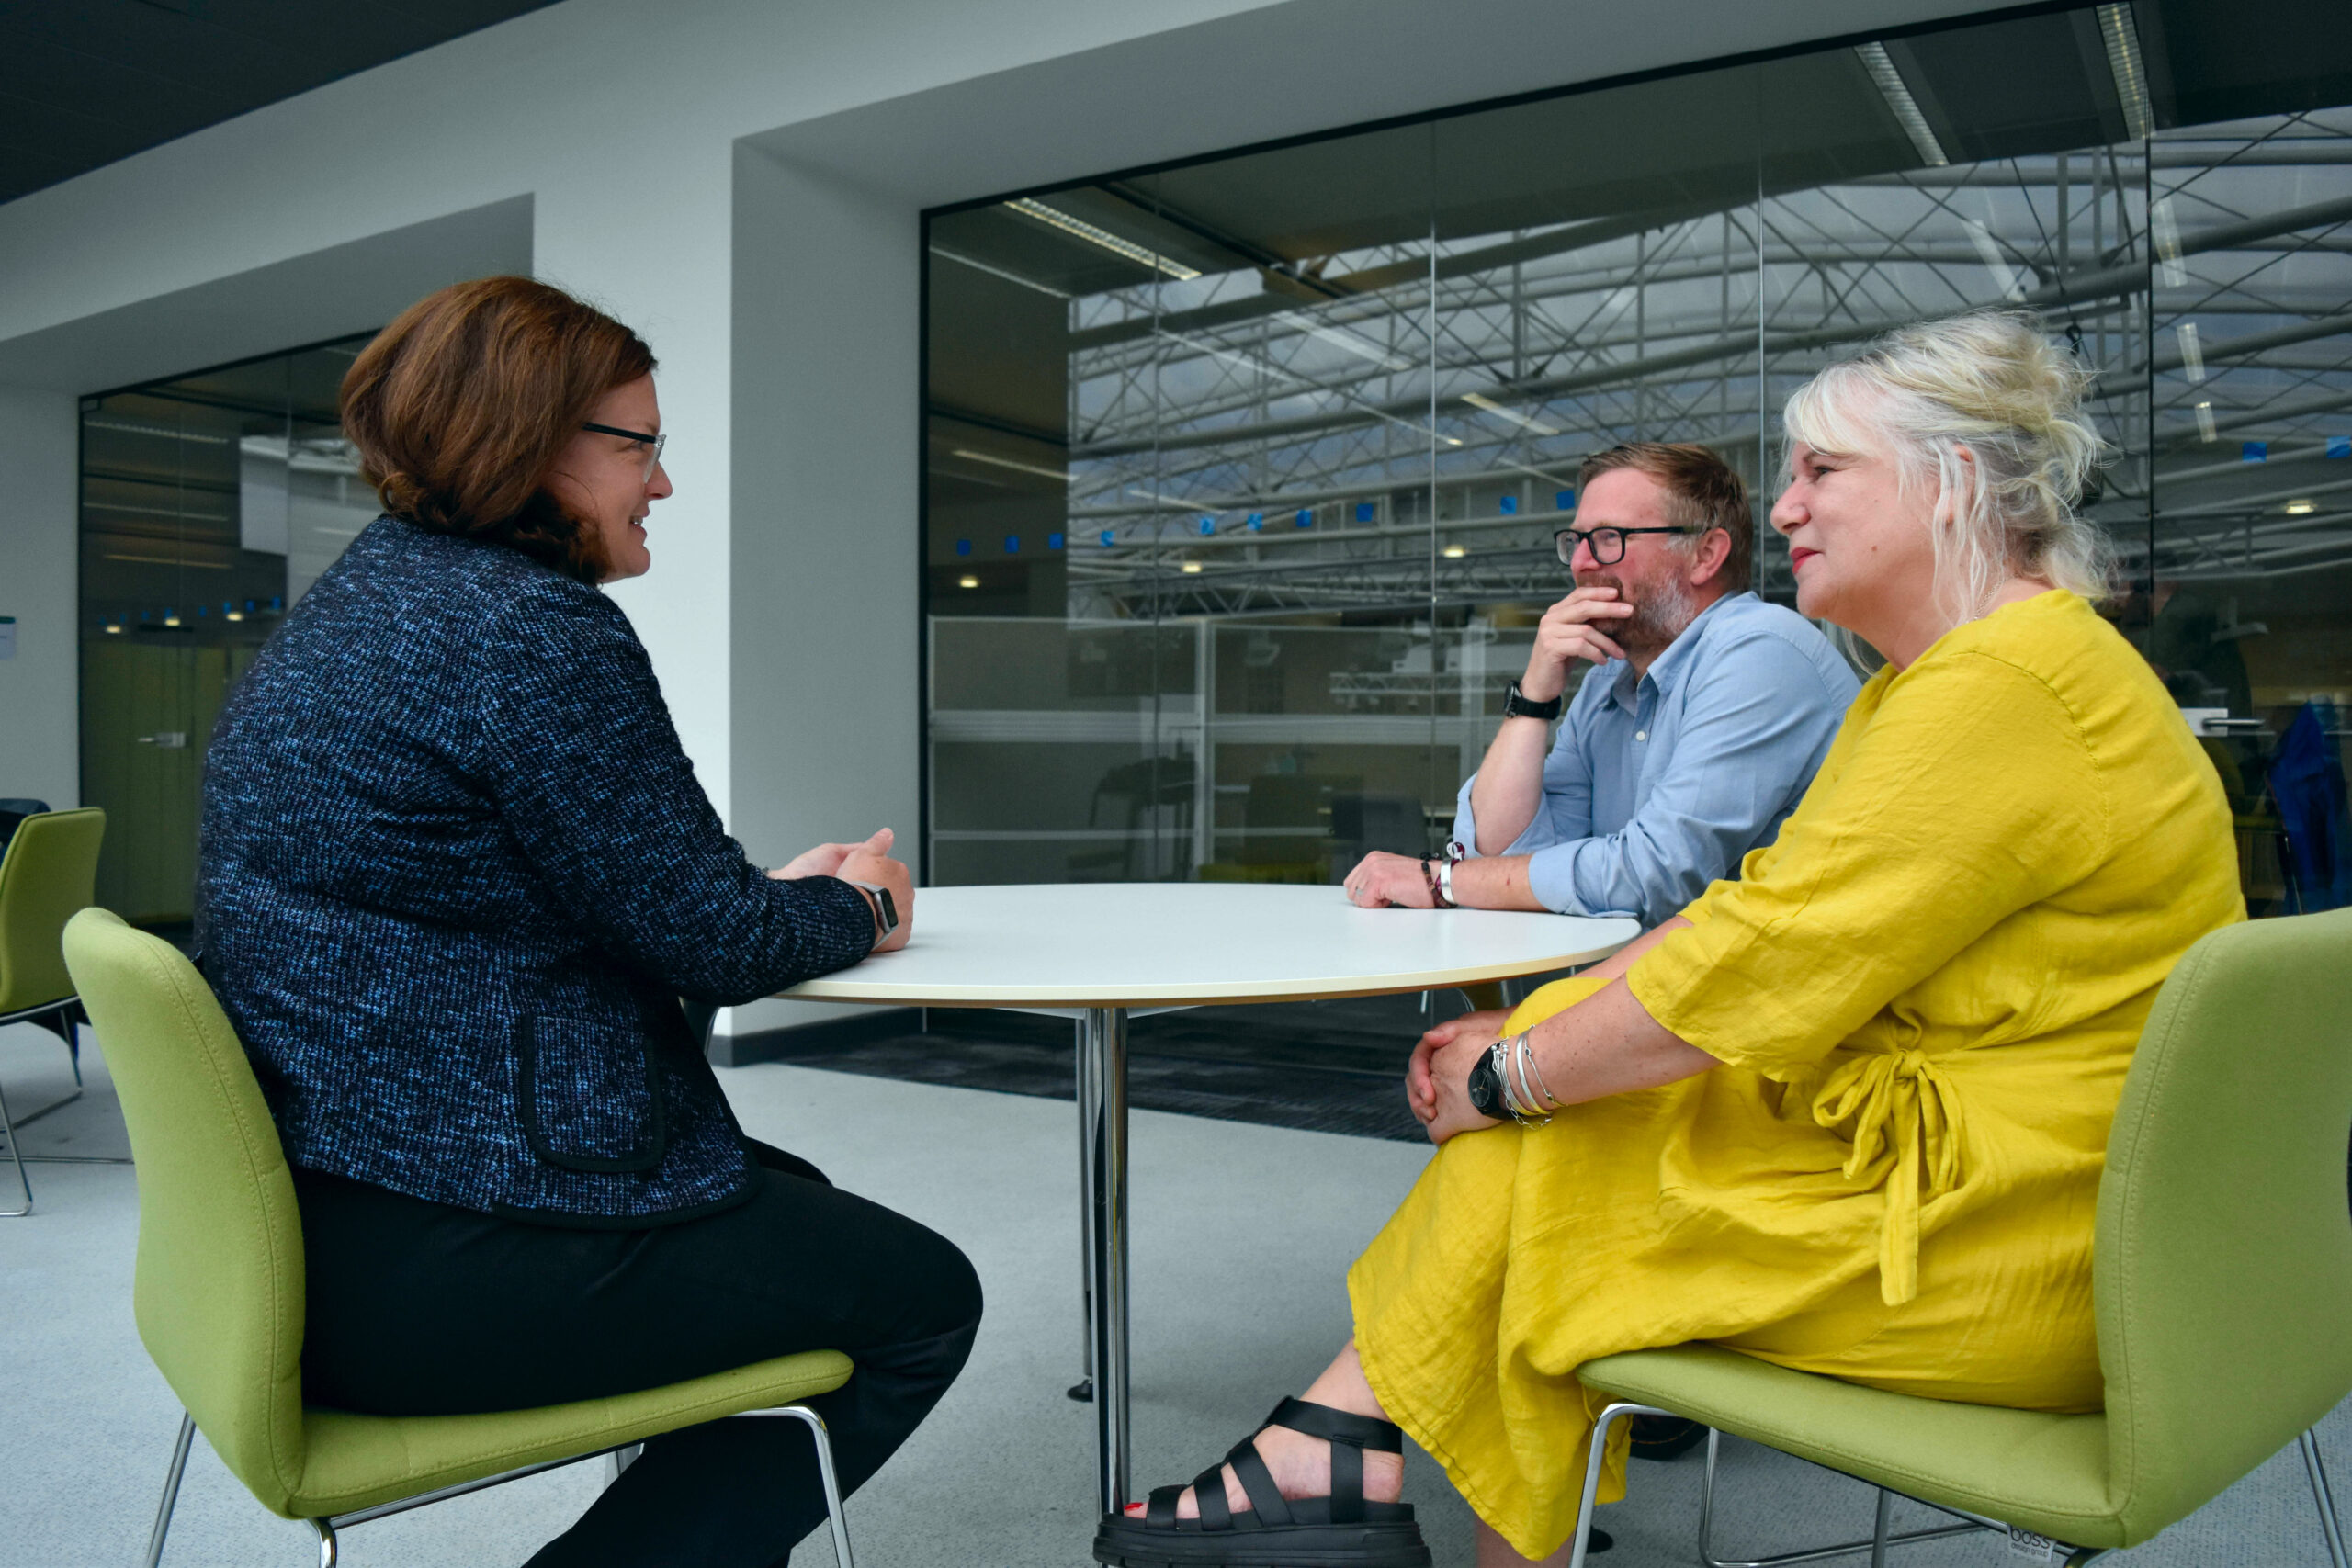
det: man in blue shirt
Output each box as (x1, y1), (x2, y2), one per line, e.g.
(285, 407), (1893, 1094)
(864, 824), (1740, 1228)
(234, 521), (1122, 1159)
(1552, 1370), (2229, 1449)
(1344, 443), (1858, 925)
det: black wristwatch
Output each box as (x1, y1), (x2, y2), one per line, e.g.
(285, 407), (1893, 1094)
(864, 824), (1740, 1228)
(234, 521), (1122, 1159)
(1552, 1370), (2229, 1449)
(849, 880), (899, 941)
(1502, 679), (1564, 722)
(1466, 1046), (1510, 1121)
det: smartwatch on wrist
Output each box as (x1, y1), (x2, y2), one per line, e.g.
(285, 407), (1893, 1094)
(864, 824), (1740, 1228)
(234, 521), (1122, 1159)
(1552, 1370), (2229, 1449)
(848, 880), (899, 941)
(1502, 679), (1564, 722)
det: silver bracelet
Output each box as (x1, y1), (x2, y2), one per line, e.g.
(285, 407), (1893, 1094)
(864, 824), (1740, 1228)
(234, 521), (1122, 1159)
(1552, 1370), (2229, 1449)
(1513, 1030), (1559, 1112)
(1500, 1032), (1553, 1127)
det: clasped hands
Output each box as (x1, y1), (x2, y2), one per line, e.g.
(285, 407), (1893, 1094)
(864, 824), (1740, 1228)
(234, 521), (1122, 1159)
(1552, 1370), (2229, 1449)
(1406, 1008), (1514, 1145)
(770, 826), (914, 953)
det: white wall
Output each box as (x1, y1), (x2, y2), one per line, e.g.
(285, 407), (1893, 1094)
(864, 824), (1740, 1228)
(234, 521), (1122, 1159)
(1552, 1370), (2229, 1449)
(0, 387), (80, 810)
(0, 0), (1999, 1036)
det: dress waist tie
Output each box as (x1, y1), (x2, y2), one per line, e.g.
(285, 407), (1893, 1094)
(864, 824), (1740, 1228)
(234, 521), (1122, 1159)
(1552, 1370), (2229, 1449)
(1809, 1047), (1967, 1306)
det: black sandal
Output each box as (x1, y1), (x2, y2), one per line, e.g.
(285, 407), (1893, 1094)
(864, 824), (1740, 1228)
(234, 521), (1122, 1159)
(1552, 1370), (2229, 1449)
(1093, 1396), (1431, 1567)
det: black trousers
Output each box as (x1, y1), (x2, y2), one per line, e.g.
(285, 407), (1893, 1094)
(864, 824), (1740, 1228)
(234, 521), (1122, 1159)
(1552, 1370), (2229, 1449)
(293, 1144), (982, 1568)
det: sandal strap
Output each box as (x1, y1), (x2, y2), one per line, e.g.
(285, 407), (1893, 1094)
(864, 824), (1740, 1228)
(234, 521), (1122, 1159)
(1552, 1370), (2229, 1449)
(1192, 1461), (1232, 1531)
(1329, 1433), (1364, 1524)
(1222, 1430), (1295, 1527)
(1145, 1483), (1186, 1529)
(1264, 1395), (1406, 1454)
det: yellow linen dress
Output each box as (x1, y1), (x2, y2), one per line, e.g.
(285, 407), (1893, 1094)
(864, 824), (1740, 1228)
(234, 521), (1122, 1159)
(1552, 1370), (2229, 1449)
(1348, 591), (2243, 1560)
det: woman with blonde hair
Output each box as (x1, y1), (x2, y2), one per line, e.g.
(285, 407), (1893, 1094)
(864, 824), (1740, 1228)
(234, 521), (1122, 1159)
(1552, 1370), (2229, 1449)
(1095, 310), (2243, 1568)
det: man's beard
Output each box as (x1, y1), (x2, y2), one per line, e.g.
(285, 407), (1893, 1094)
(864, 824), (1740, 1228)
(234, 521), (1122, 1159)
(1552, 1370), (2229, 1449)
(1577, 568), (1699, 655)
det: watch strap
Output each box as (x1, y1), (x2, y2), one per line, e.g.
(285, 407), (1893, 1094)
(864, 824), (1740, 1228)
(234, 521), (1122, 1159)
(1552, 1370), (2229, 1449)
(848, 880), (899, 938)
(1502, 679), (1565, 722)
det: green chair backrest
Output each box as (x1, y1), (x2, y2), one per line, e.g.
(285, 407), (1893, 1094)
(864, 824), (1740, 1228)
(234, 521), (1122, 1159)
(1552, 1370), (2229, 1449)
(2096, 907), (2352, 1537)
(61, 908), (309, 1516)
(0, 807), (105, 1017)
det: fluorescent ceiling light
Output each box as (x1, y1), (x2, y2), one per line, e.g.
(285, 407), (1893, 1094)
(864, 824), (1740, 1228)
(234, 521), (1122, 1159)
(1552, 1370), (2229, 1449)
(1442, 545), (1467, 558)
(1276, 311), (1411, 370)
(930, 244), (1069, 299)
(85, 417), (234, 446)
(1964, 219), (2025, 302)
(2195, 401), (2218, 443)
(2152, 198), (2187, 287)
(952, 447), (1067, 482)
(2176, 321), (2206, 382)
(1462, 391), (1560, 436)
(1181, 560), (1204, 573)
(2098, 4), (2155, 142)
(957, 574), (980, 589)
(2287, 500), (2317, 515)
(1855, 42), (1949, 167)
(1006, 198), (1200, 281)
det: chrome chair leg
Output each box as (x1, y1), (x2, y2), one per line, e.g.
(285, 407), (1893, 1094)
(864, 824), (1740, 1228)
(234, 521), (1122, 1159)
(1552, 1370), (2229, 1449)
(144, 1412), (196, 1568)
(1569, 1401), (1668, 1568)
(2304, 1428), (2349, 1568)
(310, 1517), (338, 1567)
(1869, 1487), (1893, 1568)
(0, 1073), (28, 1216)
(746, 1404), (854, 1568)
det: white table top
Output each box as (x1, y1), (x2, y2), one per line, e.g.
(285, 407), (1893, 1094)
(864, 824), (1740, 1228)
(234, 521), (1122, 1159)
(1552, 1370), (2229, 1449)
(775, 882), (1639, 1010)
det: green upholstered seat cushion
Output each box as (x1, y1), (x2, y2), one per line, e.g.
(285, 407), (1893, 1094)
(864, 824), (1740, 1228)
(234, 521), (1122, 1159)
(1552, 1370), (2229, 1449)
(1577, 1346), (2118, 1547)
(0, 807), (104, 1016)
(288, 1349), (853, 1519)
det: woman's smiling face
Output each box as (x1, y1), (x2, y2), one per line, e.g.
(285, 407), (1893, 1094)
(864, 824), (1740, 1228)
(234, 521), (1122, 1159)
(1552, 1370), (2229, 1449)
(1768, 430), (1936, 636)
(546, 375), (672, 582)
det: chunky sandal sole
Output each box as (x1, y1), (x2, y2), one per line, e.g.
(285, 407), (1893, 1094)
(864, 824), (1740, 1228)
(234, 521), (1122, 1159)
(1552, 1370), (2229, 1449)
(1094, 1397), (1432, 1568)
(1097, 1496), (1430, 1568)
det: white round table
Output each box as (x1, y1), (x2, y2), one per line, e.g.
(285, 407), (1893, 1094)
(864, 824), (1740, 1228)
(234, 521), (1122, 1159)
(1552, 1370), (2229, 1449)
(777, 882), (1638, 1512)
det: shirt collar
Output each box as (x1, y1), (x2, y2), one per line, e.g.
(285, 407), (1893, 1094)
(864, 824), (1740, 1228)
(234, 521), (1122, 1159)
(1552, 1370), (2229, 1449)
(1600, 591), (1752, 710)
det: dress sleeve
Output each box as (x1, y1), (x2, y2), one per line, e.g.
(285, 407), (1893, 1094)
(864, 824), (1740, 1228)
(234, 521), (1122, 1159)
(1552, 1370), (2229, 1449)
(1626, 648), (2109, 1079)
(472, 581), (875, 1004)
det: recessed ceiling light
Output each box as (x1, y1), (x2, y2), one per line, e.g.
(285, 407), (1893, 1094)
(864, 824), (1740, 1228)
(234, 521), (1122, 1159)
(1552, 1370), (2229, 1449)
(957, 574), (979, 589)
(2286, 500), (2317, 515)
(105, 624), (122, 634)
(1442, 545), (1466, 558)
(1181, 560), (1204, 574)
(226, 611), (244, 622)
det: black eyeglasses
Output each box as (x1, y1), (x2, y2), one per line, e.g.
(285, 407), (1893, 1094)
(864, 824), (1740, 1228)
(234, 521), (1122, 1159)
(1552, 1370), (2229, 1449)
(1554, 525), (1701, 566)
(582, 422), (667, 484)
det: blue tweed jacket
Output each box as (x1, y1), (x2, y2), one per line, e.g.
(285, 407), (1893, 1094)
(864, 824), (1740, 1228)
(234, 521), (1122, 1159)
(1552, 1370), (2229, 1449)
(198, 517), (876, 1227)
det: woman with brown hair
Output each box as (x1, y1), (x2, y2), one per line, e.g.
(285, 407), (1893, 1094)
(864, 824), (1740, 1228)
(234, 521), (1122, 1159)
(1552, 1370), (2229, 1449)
(198, 276), (977, 1567)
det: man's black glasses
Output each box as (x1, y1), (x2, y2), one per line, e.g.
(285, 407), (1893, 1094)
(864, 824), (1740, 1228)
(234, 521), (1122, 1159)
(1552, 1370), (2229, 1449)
(1554, 525), (1702, 567)
(582, 422), (666, 483)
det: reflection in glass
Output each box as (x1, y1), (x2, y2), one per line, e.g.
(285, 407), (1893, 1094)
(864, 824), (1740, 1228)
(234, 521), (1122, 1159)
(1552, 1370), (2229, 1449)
(77, 335), (377, 928)
(922, 5), (2350, 913)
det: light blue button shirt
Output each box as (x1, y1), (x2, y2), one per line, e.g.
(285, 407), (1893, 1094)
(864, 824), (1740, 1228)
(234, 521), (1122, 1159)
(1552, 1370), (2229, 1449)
(1453, 592), (1860, 927)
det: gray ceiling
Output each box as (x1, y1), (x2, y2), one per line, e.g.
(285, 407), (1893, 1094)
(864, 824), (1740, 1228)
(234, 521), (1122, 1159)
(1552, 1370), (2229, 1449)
(0, 0), (562, 206)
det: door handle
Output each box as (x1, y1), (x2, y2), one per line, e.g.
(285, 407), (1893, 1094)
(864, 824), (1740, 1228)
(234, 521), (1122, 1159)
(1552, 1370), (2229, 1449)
(135, 732), (190, 749)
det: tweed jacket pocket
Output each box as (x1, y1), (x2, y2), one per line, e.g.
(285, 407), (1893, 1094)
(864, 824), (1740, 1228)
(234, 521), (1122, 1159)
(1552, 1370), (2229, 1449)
(514, 1015), (669, 1173)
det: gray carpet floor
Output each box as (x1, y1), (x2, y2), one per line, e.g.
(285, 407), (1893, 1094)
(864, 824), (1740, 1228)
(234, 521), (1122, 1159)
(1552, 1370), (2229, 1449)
(1, 1017), (2346, 1567)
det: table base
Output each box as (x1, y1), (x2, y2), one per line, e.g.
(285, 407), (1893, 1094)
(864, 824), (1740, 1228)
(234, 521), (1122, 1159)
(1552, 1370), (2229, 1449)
(1077, 1007), (1131, 1515)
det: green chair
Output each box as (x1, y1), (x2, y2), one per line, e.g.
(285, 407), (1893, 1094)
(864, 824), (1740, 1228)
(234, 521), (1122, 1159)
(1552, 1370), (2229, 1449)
(0, 806), (106, 1214)
(1566, 908), (2352, 1568)
(60, 908), (861, 1568)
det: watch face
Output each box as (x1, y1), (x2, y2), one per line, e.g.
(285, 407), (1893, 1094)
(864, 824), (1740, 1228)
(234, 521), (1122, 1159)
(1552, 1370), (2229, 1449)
(1466, 1054), (1506, 1120)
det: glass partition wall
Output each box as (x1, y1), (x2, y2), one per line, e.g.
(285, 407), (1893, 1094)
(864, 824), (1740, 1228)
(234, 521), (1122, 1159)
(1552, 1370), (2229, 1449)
(924, 1), (2352, 917)
(77, 336), (378, 928)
